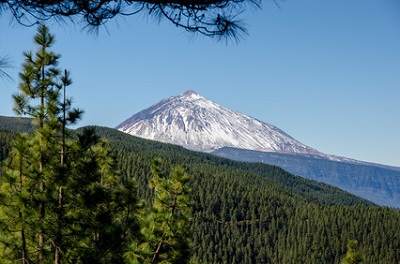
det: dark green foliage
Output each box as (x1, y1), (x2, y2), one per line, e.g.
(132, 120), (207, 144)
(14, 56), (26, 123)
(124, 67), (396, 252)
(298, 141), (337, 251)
(0, 130), (16, 161)
(126, 159), (192, 263)
(214, 147), (400, 207)
(89, 126), (400, 264)
(0, 127), (139, 263)
(0, 116), (33, 133)
(341, 240), (363, 264)
(57, 128), (139, 263)
(88, 126), (373, 207)
(0, 25), (139, 263)
(2, 122), (400, 263)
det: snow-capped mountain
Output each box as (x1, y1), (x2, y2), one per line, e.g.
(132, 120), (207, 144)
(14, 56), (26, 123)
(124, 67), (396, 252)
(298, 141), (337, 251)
(117, 90), (321, 155)
(116, 90), (400, 207)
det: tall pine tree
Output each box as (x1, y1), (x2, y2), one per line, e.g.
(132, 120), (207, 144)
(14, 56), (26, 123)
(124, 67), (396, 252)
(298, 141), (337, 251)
(12, 24), (62, 262)
(126, 159), (192, 264)
(0, 24), (139, 263)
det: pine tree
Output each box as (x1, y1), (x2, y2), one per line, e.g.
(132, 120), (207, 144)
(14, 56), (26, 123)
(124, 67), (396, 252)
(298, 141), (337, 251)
(0, 24), (139, 263)
(2, 22), (195, 264)
(54, 69), (83, 264)
(59, 128), (137, 263)
(0, 133), (32, 263)
(126, 159), (192, 264)
(341, 240), (363, 264)
(12, 23), (62, 262)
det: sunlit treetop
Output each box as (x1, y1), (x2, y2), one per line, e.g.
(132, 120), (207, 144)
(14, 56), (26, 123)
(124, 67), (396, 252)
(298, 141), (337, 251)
(0, 0), (274, 41)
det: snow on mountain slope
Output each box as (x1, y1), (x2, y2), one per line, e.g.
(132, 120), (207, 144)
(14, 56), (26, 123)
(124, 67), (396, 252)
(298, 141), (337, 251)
(116, 90), (322, 155)
(116, 90), (400, 207)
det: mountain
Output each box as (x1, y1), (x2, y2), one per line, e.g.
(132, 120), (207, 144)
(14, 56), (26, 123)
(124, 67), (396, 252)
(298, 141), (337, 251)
(116, 90), (400, 207)
(116, 90), (365, 163)
(213, 147), (400, 207)
(0, 115), (375, 208)
(116, 90), (320, 154)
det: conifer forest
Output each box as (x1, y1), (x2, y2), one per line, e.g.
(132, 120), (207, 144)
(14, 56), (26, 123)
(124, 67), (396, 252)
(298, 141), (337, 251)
(1, 24), (400, 264)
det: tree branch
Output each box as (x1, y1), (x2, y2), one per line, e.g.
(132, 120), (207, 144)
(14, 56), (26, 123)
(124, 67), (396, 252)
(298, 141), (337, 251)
(0, 0), (266, 40)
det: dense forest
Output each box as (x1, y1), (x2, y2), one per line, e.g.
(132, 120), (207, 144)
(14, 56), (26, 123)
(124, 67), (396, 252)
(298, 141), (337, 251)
(0, 115), (34, 133)
(1, 115), (400, 263)
(1, 24), (399, 264)
(93, 126), (400, 263)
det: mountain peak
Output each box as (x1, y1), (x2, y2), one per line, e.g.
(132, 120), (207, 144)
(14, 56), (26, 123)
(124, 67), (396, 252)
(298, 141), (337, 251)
(116, 91), (321, 155)
(181, 90), (202, 100)
(182, 90), (197, 96)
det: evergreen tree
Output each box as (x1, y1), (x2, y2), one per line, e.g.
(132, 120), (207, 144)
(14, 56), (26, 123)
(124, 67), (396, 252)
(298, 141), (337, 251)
(126, 159), (192, 264)
(341, 240), (363, 264)
(53, 68), (84, 263)
(12, 24), (62, 261)
(59, 128), (138, 263)
(0, 24), (139, 263)
(0, 133), (32, 263)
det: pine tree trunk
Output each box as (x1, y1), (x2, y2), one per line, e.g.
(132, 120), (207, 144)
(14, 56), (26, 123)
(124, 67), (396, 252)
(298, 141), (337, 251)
(20, 211), (27, 264)
(38, 67), (45, 263)
(19, 149), (28, 263)
(55, 187), (63, 264)
(55, 71), (67, 264)
(39, 172), (44, 263)
(151, 192), (178, 264)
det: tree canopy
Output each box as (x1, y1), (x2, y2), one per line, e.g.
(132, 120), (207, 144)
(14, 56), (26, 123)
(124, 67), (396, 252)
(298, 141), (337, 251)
(0, 0), (267, 40)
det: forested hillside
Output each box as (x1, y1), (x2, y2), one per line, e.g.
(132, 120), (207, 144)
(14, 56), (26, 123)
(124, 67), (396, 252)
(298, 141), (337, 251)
(0, 115), (33, 133)
(214, 147), (400, 207)
(89, 126), (400, 263)
(1, 121), (400, 263)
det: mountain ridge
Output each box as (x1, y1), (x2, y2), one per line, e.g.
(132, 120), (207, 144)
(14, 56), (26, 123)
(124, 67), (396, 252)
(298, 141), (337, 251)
(117, 90), (322, 155)
(116, 90), (394, 166)
(213, 147), (400, 207)
(115, 90), (400, 207)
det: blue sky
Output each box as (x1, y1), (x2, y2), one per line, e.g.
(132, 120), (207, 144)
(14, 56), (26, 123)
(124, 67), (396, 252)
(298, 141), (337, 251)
(1, 0), (399, 166)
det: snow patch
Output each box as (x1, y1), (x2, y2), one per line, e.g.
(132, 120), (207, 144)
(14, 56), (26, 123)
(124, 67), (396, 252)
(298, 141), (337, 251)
(116, 90), (323, 156)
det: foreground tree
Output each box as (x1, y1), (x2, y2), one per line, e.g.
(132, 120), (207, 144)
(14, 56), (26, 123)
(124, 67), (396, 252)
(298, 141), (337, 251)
(12, 23), (64, 262)
(126, 159), (192, 264)
(0, 133), (31, 263)
(58, 128), (139, 263)
(0, 24), (139, 263)
(0, 0), (268, 41)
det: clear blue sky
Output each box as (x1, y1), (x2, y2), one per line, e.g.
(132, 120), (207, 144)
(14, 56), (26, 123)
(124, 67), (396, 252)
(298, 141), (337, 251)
(1, 0), (399, 166)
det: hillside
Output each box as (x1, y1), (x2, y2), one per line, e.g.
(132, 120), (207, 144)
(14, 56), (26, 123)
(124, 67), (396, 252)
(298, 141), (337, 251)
(92, 126), (372, 207)
(115, 91), (400, 208)
(1, 119), (400, 263)
(214, 147), (400, 207)
(0, 115), (33, 133)
(90, 126), (400, 263)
